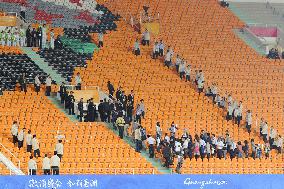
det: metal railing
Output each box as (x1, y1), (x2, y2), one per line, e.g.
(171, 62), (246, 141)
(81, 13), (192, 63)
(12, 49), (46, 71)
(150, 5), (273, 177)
(0, 143), (21, 170)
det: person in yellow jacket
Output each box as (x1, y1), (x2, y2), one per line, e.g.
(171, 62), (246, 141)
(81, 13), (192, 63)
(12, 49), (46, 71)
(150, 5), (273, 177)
(116, 115), (125, 139)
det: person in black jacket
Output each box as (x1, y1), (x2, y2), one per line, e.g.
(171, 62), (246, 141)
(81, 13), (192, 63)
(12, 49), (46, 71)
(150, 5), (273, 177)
(98, 100), (105, 122)
(78, 98), (84, 122)
(37, 27), (42, 48)
(162, 143), (172, 168)
(87, 98), (96, 122)
(107, 81), (115, 98)
(116, 87), (122, 100)
(19, 73), (27, 92)
(59, 82), (67, 104)
(68, 91), (75, 115)
(31, 28), (37, 47)
(26, 26), (31, 47)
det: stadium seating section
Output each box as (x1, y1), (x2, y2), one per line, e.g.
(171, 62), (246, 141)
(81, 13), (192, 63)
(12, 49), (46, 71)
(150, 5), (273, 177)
(0, 47), (48, 90)
(0, 0), (283, 175)
(0, 91), (157, 175)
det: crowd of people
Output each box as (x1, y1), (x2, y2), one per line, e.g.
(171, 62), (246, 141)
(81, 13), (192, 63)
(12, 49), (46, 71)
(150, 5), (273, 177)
(10, 121), (63, 175)
(267, 48), (281, 59)
(0, 24), (55, 49)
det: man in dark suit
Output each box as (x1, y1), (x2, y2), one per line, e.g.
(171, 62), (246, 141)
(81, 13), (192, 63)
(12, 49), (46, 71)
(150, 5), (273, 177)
(78, 98), (84, 122)
(68, 91), (75, 115)
(87, 98), (96, 122)
(26, 26), (31, 47)
(127, 90), (135, 106)
(59, 82), (67, 104)
(19, 73), (27, 92)
(98, 100), (105, 122)
(162, 143), (172, 168)
(107, 81), (115, 98)
(116, 87), (122, 101)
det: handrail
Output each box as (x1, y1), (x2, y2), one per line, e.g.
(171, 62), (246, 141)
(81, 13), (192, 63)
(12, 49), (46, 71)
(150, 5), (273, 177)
(0, 142), (21, 169)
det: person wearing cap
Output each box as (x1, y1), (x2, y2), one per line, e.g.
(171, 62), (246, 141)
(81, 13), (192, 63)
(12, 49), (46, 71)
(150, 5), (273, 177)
(147, 134), (156, 158)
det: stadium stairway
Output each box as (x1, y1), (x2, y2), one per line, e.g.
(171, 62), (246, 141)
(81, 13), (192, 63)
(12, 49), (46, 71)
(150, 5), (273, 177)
(21, 47), (66, 85)
(233, 29), (266, 56)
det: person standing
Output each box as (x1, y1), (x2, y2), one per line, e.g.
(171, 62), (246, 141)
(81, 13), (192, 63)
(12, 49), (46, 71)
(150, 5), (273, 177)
(87, 98), (95, 121)
(147, 134), (156, 158)
(20, 26), (25, 47)
(185, 65), (191, 82)
(17, 127), (25, 150)
(152, 41), (159, 59)
(11, 121), (18, 147)
(28, 156), (37, 175)
(26, 130), (32, 153)
(135, 126), (142, 152)
(20, 3), (26, 20)
(45, 75), (52, 96)
(37, 27), (42, 48)
(134, 39), (140, 56)
(42, 154), (51, 175)
(107, 81), (115, 98)
(98, 32), (103, 48)
(269, 126), (277, 147)
(34, 74), (41, 94)
(158, 40), (164, 56)
(50, 29), (55, 49)
(59, 82), (67, 104)
(55, 140), (64, 160)
(178, 60), (186, 80)
(143, 29), (150, 46)
(116, 115), (125, 139)
(261, 122), (268, 141)
(41, 24), (47, 49)
(19, 73), (27, 93)
(50, 151), (60, 175)
(32, 134), (40, 158)
(26, 26), (31, 47)
(245, 110), (252, 134)
(75, 72), (82, 90)
(162, 143), (171, 168)
(78, 98), (84, 122)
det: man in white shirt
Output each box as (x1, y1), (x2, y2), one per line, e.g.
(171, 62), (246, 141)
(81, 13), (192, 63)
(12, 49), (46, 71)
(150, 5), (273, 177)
(275, 135), (283, 154)
(164, 50), (171, 68)
(261, 122), (268, 141)
(175, 55), (181, 73)
(216, 138), (224, 159)
(259, 117), (265, 137)
(155, 122), (162, 138)
(42, 154), (51, 175)
(45, 75), (52, 96)
(28, 156), (37, 175)
(75, 72), (82, 90)
(164, 133), (170, 144)
(158, 40), (164, 56)
(55, 140), (64, 160)
(34, 74), (41, 94)
(50, 151), (60, 175)
(146, 135), (156, 158)
(26, 130), (32, 153)
(32, 135), (40, 158)
(11, 121), (18, 146)
(143, 29), (150, 46)
(175, 140), (182, 155)
(169, 123), (178, 137)
(135, 126), (142, 152)
(98, 32), (103, 47)
(17, 127), (25, 150)
(269, 126), (277, 147)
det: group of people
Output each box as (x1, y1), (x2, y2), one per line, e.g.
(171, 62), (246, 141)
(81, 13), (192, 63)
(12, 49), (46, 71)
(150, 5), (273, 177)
(18, 73), (52, 96)
(0, 24), (55, 49)
(0, 26), (26, 47)
(10, 121), (63, 175)
(26, 24), (55, 49)
(267, 48), (281, 59)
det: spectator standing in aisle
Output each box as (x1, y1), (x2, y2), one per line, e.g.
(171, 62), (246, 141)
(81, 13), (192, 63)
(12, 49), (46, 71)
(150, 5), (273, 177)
(32, 134), (40, 158)
(185, 65), (191, 82)
(19, 73), (27, 92)
(11, 121), (18, 147)
(28, 156), (37, 175)
(178, 60), (186, 80)
(135, 126), (142, 153)
(26, 129), (32, 153)
(107, 81), (115, 98)
(275, 135), (283, 154)
(152, 41), (159, 59)
(41, 24), (47, 49)
(259, 117), (265, 137)
(37, 27), (42, 48)
(19, 26), (25, 47)
(98, 32), (104, 48)
(175, 55), (181, 73)
(162, 143), (172, 168)
(55, 140), (64, 160)
(42, 154), (51, 175)
(68, 91), (75, 115)
(251, 139), (256, 159)
(216, 138), (224, 159)
(87, 98), (96, 122)
(158, 40), (164, 56)
(143, 29), (150, 46)
(75, 72), (82, 90)
(17, 127), (25, 150)
(26, 26), (31, 47)
(134, 38), (140, 56)
(269, 126), (277, 147)
(147, 134), (156, 158)
(261, 121), (268, 141)
(164, 49), (171, 68)
(156, 122), (162, 139)
(59, 82), (67, 104)
(116, 114), (125, 139)
(50, 151), (60, 175)
(78, 98), (84, 122)
(45, 75), (52, 96)
(245, 110), (252, 134)
(34, 74), (41, 94)
(50, 29), (55, 49)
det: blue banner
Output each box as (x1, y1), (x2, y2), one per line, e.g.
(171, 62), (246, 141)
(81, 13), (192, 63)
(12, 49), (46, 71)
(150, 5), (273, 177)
(0, 174), (283, 189)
